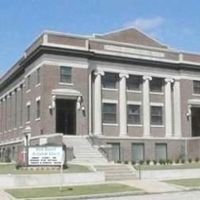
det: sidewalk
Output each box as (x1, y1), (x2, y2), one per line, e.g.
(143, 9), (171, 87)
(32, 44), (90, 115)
(0, 190), (11, 200)
(118, 179), (185, 193)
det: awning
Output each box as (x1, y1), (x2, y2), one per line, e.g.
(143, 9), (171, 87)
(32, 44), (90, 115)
(188, 99), (200, 107)
(52, 89), (82, 99)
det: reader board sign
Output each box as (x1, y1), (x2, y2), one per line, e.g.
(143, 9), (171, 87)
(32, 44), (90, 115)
(28, 146), (63, 166)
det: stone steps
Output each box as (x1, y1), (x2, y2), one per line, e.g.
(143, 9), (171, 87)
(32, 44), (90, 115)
(63, 136), (107, 164)
(94, 164), (137, 181)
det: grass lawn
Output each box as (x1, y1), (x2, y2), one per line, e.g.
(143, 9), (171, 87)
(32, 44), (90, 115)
(0, 163), (91, 174)
(134, 163), (200, 171)
(6, 184), (140, 198)
(165, 178), (200, 187)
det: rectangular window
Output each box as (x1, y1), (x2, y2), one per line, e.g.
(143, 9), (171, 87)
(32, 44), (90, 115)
(127, 75), (141, 91)
(20, 85), (23, 126)
(27, 75), (31, 90)
(15, 90), (17, 128)
(150, 77), (163, 93)
(36, 68), (40, 85)
(103, 103), (117, 123)
(151, 106), (163, 125)
(108, 143), (120, 162)
(27, 104), (30, 122)
(127, 105), (141, 124)
(60, 66), (72, 83)
(36, 100), (40, 119)
(132, 143), (144, 162)
(102, 73), (118, 89)
(193, 80), (200, 94)
(155, 143), (167, 161)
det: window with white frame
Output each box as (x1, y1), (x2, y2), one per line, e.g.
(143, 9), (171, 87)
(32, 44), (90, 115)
(60, 66), (72, 83)
(127, 105), (141, 124)
(193, 80), (200, 94)
(102, 73), (118, 89)
(102, 103), (117, 123)
(150, 77), (163, 93)
(127, 75), (142, 91)
(26, 104), (31, 122)
(151, 106), (163, 125)
(155, 143), (167, 161)
(36, 99), (41, 119)
(132, 143), (144, 162)
(27, 75), (31, 90)
(36, 68), (40, 85)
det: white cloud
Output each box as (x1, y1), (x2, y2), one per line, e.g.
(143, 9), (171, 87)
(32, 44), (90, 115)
(124, 17), (165, 32)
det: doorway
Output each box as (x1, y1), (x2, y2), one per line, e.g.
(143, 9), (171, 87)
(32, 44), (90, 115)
(56, 99), (76, 135)
(191, 107), (200, 137)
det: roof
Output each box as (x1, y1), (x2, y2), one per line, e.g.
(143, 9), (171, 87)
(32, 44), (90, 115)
(95, 28), (168, 49)
(1, 27), (200, 90)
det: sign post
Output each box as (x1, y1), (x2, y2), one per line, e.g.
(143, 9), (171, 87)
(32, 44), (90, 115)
(59, 149), (64, 192)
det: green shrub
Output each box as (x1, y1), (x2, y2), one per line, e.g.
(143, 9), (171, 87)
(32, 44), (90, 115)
(139, 160), (144, 165)
(195, 157), (199, 163)
(116, 160), (121, 164)
(188, 158), (192, 163)
(63, 164), (68, 169)
(15, 163), (24, 170)
(124, 161), (129, 164)
(131, 161), (136, 165)
(159, 159), (166, 165)
(181, 159), (185, 164)
(166, 159), (172, 164)
(153, 160), (157, 165)
(146, 160), (151, 165)
(175, 159), (180, 164)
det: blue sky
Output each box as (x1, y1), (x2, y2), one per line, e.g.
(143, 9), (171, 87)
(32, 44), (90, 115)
(0, 0), (200, 76)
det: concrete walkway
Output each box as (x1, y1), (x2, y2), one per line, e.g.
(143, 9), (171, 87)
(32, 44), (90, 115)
(0, 190), (11, 200)
(118, 179), (184, 193)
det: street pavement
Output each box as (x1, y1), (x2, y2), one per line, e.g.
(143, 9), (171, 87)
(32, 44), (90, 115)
(87, 190), (200, 200)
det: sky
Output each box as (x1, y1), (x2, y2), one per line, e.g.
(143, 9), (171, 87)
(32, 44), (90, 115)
(0, 0), (200, 76)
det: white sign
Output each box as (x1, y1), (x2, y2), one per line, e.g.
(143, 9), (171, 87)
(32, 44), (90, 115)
(28, 146), (63, 166)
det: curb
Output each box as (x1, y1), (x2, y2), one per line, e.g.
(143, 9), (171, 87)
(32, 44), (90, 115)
(6, 191), (145, 200)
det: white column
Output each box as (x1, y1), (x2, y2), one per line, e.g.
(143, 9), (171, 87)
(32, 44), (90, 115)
(94, 71), (104, 135)
(119, 73), (129, 136)
(165, 78), (174, 137)
(143, 76), (152, 137)
(173, 79), (182, 137)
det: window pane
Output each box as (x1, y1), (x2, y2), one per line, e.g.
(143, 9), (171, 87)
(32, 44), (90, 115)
(60, 66), (72, 83)
(150, 78), (163, 92)
(127, 75), (141, 91)
(151, 106), (163, 125)
(193, 81), (200, 94)
(102, 73), (118, 89)
(27, 105), (30, 122)
(27, 75), (31, 90)
(155, 144), (167, 161)
(36, 68), (40, 84)
(36, 100), (40, 119)
(127, 105), (141, 124)
(103, 103), (117, 123)
(132, 144), (144, 162)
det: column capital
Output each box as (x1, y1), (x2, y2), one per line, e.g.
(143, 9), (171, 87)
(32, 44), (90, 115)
(94, 70), (105, 76)
(165, 78), (174, 83)
(119, 73), (129, 79)
(143, 76), (152, 81)
(17, 87), (21, 92)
